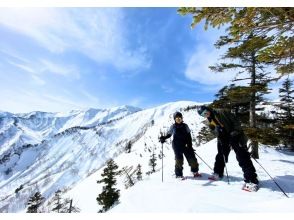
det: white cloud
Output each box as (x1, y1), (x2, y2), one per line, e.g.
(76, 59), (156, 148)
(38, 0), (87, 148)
(0, 8), (151, 72)
(0, 87), (105, 113)
(29, 74), (46, 86)
(40, 59), (80, 79)
(6, 59), (46, 85)
(184, 44), (237, 86)
(7, 60), (35, 73)
(4, 53), (80, 84)
(183, 23), (238, 87)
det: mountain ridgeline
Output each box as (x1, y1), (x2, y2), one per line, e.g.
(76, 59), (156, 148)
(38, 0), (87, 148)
(0, 101), (204, 212)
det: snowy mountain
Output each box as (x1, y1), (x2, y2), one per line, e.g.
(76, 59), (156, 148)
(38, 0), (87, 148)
(0, 104), (142, 212)
(0, 101), (293, 213)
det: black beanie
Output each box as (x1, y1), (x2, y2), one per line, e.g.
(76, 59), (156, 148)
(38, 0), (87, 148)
(173, 111), (182, 119)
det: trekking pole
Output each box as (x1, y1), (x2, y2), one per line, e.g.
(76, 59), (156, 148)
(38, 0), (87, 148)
(252, 157), (289, 198)
(160, 130), (164, 183)
(193, 150), (213, 171)
(223, 154), (230, 185)
(219, 141), (230, 185)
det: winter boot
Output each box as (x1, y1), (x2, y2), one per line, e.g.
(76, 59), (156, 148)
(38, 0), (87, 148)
(208, 173), (222, 181)
(242, 182), (259, 192)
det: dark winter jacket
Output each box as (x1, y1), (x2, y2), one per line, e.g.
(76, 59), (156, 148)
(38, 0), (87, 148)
(208, 109), (248, 146)
(165, 122), (193, 149)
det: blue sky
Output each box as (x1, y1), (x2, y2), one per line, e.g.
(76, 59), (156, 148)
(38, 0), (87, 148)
(0, 8), (284, 113)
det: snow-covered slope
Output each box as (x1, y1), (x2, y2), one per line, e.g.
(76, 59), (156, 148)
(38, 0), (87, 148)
(0, 101), (202, 212)
(65, 103), (294, 213)
(110, 142), (294, 213)
(0, 101), (293, 213)
(0, 105), (140, 161)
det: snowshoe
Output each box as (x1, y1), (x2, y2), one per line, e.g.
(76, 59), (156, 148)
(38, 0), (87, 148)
(193, 172), (202, 178)
(181, 173), (202, 180)
(208, 173), (222, 181)
(175, 175), (185, 180)
(242, 182), (259, 192)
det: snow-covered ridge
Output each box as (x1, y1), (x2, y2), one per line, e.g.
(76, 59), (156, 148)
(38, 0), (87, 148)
(0, 105), (141, 155)
(1, 101), (292, 213)
(0, 101), (203, 212)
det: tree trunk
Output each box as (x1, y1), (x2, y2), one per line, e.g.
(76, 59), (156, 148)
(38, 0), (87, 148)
(250, 53), (259, 159)
(69, 199), (73, 213)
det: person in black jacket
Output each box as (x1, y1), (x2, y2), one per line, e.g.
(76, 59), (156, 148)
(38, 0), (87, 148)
(160, 111), (200, 178)
(197, 105), (259, 191)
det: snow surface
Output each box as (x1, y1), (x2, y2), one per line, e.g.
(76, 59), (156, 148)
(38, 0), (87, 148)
(0, 101), (293, 213)
(66, 138), (294, 213)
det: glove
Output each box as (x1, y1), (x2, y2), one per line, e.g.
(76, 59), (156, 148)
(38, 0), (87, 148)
(185, 143), (193, 148)
(159, 136), (166, 143)
(230, 130), (239, 137)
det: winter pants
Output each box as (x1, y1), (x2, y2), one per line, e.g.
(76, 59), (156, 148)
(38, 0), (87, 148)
(214, 135), (258, 184)
(172, 145), (199, 177)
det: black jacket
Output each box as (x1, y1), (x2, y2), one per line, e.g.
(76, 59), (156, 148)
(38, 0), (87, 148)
(165, 122), (192, 149)
(207, 109), (248, 146)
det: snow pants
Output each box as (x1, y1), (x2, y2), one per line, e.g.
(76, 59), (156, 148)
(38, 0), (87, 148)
(214, 135), (258, 184)
(172, 145), (199, 177)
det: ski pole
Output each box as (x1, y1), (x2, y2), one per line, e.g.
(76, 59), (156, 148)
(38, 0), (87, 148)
(252, 157), (289, 198)
(193, 150), (213, 171)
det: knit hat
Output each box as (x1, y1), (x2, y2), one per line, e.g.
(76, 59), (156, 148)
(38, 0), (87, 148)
(173, 111), (183, 119)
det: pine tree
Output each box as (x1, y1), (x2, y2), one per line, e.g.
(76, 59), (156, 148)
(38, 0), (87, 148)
(178, 7), (294, 156)
(211, 83), (284, 147)
(196, 126), (215, 146)
(149, 149), (157, 173)
(136, 164), (143, 181)
(210, 33), (275, 158)
(278, 77), (294, 120)
(211, 85), (233, 110)
(48, 189), (80, 213)
(178, 7), (294, 75)
(51, 190), (63, 213)
(26, 192), (45, 213)
(63, 198), (80, 213)
(211, 84), (251, 118)
(96, 159), (120, 213)
(276, 77), (294, 150)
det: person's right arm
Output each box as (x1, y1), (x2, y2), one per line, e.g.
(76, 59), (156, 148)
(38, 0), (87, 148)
(159, 125), (173, 143)
(165, 124), (173, 139)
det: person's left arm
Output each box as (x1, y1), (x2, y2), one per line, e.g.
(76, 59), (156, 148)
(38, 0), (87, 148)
(185, 124), (193, 148)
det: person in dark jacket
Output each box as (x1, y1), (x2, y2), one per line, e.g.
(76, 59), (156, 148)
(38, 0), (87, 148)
(160, 111), (201, 178)
(197, 105), (259, 191)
